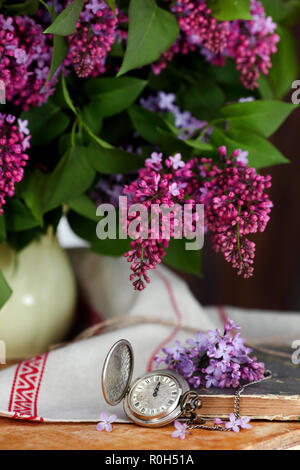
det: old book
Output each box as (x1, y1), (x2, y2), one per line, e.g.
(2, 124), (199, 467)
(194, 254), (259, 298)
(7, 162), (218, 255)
(195, 348), (300, 421)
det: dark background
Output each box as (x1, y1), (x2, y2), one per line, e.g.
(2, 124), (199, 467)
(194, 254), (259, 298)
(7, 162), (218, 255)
(184, 24), (300, 313)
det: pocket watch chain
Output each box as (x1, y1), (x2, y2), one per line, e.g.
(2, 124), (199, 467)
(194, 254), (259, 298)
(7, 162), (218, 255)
(180, 370), (272, 431)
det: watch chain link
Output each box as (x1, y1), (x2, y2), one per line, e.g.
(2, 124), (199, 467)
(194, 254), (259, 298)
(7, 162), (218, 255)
(180, 370), (272, 431)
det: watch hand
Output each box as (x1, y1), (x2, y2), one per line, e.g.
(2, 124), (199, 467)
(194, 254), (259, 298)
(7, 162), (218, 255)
(153, 381), (161, 397)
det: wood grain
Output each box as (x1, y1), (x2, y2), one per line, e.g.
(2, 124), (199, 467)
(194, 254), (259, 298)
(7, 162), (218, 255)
(0, 418), (299, 450)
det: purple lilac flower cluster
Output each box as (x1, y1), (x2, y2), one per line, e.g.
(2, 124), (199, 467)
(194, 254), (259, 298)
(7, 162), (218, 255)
(140, 91), (212, 141)
(154, 0), (279, 90)
(199, 146), (272, 278)
(65, 0), (118, 78)
(122, 145), (272, 289)
(0, 114), (31, 214)
(122, 152), (199, 290)
(0, 14), (55, 110)
(156, 318), (265, 389)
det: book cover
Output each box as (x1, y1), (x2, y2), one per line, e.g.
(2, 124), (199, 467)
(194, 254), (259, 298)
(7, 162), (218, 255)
(195, 349), (300, 421)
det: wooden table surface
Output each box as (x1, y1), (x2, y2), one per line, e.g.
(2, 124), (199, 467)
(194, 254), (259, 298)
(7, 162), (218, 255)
(0, 363), (299, 450)
(0, 418), (299, 450)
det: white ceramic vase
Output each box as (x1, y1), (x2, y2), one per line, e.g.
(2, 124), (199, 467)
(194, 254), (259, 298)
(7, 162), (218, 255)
(0, 231), (77, 359)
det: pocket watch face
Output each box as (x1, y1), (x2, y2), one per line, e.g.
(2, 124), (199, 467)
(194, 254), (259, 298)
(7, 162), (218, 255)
(129, 373), (181, 418)
(124, 371), (188, 427)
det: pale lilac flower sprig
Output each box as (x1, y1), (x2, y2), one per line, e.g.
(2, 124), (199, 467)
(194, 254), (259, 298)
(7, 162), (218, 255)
(172, 413), (251, 438)
(172, 420), (190, 439)
(96, 412), (118, 432)
(214, 414), (252, 432)
(140, 91), (210, 141)
(156, 317), (265, 389)
(0, 114), (31, 214)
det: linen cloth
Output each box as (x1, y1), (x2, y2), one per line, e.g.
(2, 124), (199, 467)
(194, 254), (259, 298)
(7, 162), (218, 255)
(0, 252), (299, 423)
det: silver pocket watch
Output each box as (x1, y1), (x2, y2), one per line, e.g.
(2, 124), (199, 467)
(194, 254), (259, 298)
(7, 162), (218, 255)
(101, 339), (202, 428)
(102, 339), (272, 430)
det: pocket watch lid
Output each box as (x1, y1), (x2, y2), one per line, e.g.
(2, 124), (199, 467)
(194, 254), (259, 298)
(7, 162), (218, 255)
(102, 339), (134, 406)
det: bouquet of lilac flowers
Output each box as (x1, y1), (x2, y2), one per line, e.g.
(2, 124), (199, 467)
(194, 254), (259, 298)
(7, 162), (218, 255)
(0, 0), (299, 307)
(155, 318), (265, 389)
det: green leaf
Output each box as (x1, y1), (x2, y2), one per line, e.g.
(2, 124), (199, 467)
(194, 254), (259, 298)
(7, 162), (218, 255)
(180, 81), (226, 121)
(218, 100), (296, 137)
(206, 0), (252, 20)
(43, 146), (95, 212)
(128, 105), (192, 158)
(68, 194), (99, 221)
(0, 269), (12, 310)
(47, 36), (69, 83)
(82, 105), (103, 135)
(20, 170), (46, 226)
(260, 0), (294, 23)
(128, 105), (172, 145)
(67, 210), (94, 242)
(185, 139), (214, 151)
(164, 239), (202, 277)
(61, 74), (77, 115)
(109, 40), (125, 58)
(83, 77), (147, 118)
(268, 25), (299, 99)
(211, 126), (289, 169)
(5, 0), (39, 15)
(7, 227), (44, 253)
(91, 236), (131, 257)
(118, 0), (179, 76)
(257, 75), (276, 100)
(5, 199), (40, 232)
(103, 0), (115, 12)
(87, 144), (143, 174)
(67, 210), (131, 256)
(60, 76), (112, 149)
(0, 215), (6, 243)
(20, 100), (70, 147)
(43, 0), (84, 36)
(156, 128), (193, 159)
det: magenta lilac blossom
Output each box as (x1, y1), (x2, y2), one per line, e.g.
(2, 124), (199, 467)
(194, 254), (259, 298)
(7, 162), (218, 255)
(65, 0), (118, 78)
(199, 146), (272, 278)
(153, 0), (279, 90)
(0, 14), (55, 109)
(172, 0), (231, 54)
(0, 114), (31, 214)
(121, 145), (271, 289)
(122, 152), (199, 291)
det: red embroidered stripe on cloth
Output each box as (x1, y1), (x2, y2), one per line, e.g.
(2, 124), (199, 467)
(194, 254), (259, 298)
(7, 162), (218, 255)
(8, 353), (48, 421)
